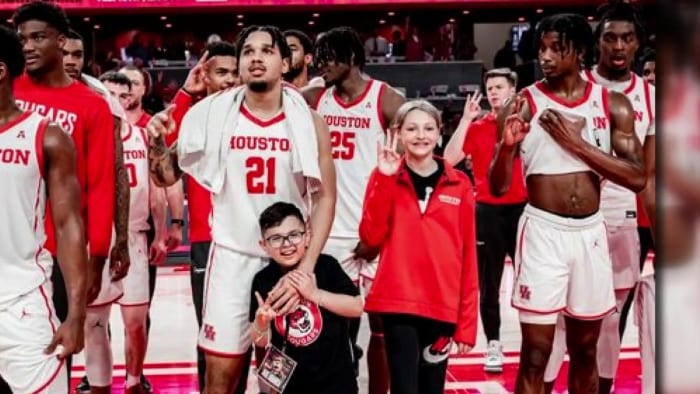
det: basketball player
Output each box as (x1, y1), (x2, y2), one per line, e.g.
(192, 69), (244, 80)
(122, 63), (184, 393)
(542, 4), (655, 392)
(283, 30), (313, 88)
(78, 71), (167, 394)
(152, 40), (244, 392)
(489, 14), (645, 393)
(443, 68), (526, 373)
(12, 1), (117, 387)
(301, 26), (405, 394)
(641, 50), (655, 85)
(0, 23), (87, 394)
(147, 25), (336, 393)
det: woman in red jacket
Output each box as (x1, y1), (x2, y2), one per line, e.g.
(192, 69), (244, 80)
(359, 100), (479, 394)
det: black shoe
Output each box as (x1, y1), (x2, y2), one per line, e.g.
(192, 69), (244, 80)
(75, 376), (90, 393)
(141, 375), (153, 393)
(352, 344), (363, 377)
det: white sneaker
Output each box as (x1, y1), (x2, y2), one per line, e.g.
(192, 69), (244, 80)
(484, 340), (504, 373)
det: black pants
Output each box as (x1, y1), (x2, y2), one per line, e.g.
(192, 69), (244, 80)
(619, 226), (655, 339)
(476, 202), (525, 341)
(0, 261), (70, 394)
(382, 314), (455, 394)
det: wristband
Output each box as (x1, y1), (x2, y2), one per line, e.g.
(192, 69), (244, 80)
(170, 219), (185, 226)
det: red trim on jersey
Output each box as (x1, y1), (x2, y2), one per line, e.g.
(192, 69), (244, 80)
(32, 180), (45, 274)
(643, 81), (654, 122)
(88, 293), (124, 308)
(29, 359), (65, 394)
(35, 118), (48, 180)
(197, 345), (248, 358)
(0, 111), (31, 135)
(521, 89), (537, 117)
(565, 306), (616, 320)
(534, 80), (593, 108)
(240, 105), (286, 127)
(511, 303), (566, 315)
(121, 124), (133, 142)
(138, 127), (150, 151)
(584, 69), (596, 83)
(376, 82), (387, 132)
(332, 79), (374, 109)
(515, 217), (528, 281)
(602, 87), (611, 121)
(312, 88), (326, 110)
(623, 73), (637, 95)
(39, 283), (57, 333)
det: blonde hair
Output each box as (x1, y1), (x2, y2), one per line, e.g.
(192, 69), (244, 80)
(391, 99), (442, 130)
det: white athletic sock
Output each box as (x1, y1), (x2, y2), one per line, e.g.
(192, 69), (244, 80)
(126, 374), (140, 388)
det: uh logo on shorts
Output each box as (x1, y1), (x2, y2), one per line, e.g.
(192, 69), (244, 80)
(422, 336), (453, 364)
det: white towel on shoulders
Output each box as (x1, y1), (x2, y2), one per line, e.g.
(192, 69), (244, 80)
(178, 84), (322, 194)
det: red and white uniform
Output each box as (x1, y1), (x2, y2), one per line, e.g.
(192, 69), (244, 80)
(200, 106), (309, 355)
(89, 124), (152, 307)
(513, 81), (615, 323)
(584, 68), (655, 290)
(314, 79), (387, 283)
(0, 112), (66, 393)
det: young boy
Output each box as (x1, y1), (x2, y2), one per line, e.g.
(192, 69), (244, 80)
(250, 202), (363, 394)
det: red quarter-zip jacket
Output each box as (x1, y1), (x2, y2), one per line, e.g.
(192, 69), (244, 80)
(359, 158), (478, 345)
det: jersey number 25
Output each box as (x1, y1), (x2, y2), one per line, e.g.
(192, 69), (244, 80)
(330, 131), (356, 160)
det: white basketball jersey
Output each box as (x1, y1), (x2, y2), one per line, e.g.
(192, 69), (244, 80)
(122, 124), (150, 231)
(211, 105), (308, 256)
(584, 68), (655, 226)
(520, 81), (612, 176)
(0, 112), (53, 310)
(315, 79), (386, 238)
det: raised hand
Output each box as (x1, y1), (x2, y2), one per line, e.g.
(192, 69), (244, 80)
(254, 291), (277, 328)
(146, 104), (177, 139)
(502, 96), (530, 147)
(377, 129), (401, 176)
(463, 91), (483, 122)
(182, 51), (215, 96)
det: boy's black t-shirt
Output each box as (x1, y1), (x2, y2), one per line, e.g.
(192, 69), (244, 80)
(249, 254), (359, 394)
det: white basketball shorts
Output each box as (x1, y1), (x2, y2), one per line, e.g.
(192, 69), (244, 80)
(606, 225), (640, 290)
(323, 236), (377, 289)
(117, 231), (150, 307)
(512, 205), (616, 324)
(0, 282), (67, 393)
(198, 244), (267, 355)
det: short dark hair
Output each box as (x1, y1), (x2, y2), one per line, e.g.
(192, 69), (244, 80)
(99, 71), (132, 91)
(0, 24), (25, 80)
(120, 64), (152, 93)
(484, 68), (518, 87)
(259, 202), (305, 233)
(641, 48), (655, 64)
(206, 40), (237, 59)
(66, 28), (82, 41)
(535, 13), (594, 68)
(595, 0), (645, 44)
(284, 29), (313, 55)
(236, 25), (291, 62)
(12, 0), (70, 35)
(314, 27), (366, 70)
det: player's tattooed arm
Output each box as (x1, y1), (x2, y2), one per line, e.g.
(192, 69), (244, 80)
(148, 135), (183, 187)
(113, 118), (130, 253)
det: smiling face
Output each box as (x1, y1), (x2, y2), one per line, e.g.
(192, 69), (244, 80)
(398, 108), (441, 161)
(239, 30), (289, 93)
(259, 215), (309, 268)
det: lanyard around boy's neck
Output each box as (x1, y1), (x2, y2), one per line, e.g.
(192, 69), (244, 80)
(281, 315), (291, 353)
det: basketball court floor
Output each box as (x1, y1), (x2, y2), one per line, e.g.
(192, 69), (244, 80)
(70, 259), (648, 393)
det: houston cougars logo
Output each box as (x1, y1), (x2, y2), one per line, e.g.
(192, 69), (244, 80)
(275, 299), (323, 347)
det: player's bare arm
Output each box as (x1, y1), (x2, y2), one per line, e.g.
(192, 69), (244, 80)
(489, 95), (531, 196)
(641, 133), (655, 235)
(44, 123), (87, 358)
(300, 85), (324, 107)
(540, 91), (645, 192)
(111, 117), (131, 281)
(164, 181), (185, 251)
(380, 85), (407, 127)
(148, 134), (183, 187)
(149, 178), (169, 264)
(301, 110), (337, 271)
(269, 110), (336, 315)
